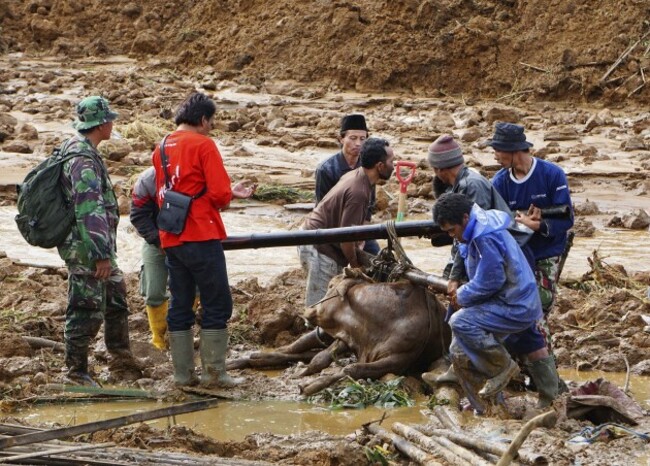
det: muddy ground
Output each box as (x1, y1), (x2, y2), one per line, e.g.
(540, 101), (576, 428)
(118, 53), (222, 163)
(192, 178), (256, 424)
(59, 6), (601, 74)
(1, 2), (650, 464)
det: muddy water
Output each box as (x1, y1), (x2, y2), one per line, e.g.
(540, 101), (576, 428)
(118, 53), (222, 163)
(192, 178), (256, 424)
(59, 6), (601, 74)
(17, 398), (430, 442)
(2, 206), (650, 285)
(16, 371), (649, 442)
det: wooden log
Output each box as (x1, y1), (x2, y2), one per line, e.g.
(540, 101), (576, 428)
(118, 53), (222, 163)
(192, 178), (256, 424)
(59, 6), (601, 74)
(431, 385), (462, 431)
(0, 442), (114, 463)
(0, 399), (219, 450)
(496, 410), (557, 466)
(393, 423), (491, 466)
(418, 426), (545, 465)
(365, 423), (443, 466)
(22, 336), (65, 353)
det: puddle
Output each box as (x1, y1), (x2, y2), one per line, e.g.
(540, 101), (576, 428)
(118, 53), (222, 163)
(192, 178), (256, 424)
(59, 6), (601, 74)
(16, 398), (429, 442)
(14, 371), (649, 442)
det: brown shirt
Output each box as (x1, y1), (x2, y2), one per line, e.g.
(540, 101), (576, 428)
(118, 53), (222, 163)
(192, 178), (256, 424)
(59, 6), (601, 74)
(304, 167), (373, 266)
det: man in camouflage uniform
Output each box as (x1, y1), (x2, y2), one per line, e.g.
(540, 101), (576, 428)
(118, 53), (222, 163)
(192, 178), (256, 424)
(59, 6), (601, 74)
(58, 96), (142, 385)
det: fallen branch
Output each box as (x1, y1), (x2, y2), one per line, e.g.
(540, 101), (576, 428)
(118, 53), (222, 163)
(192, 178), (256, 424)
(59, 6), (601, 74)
(495, 90), (535, 102)
(365, 423), (443, 466)
(600, 30), (650, 83)
(393, 423), (491, 466)
(0, 398), (219, 449)
(520, 62), (550, 73)
(627, 82), (645, 97)
(22, 336), (65, 353)
(496, 410), (557, 466)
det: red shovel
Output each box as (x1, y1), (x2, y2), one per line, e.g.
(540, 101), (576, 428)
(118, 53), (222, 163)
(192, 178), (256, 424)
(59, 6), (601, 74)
(395, 161), (417, 222)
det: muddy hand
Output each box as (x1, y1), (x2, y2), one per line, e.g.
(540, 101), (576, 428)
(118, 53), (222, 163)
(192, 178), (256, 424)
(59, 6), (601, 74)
(232, 181), (257, 199)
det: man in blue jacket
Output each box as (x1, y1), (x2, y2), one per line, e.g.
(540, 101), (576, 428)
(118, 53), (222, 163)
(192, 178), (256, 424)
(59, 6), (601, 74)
(433, 193), (543, 411)
(489, 122), (573, 402)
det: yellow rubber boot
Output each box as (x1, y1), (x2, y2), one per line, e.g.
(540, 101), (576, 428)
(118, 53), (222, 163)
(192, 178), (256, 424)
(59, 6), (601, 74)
(192, 296), (201, 313)
(146, 302), (169, 350)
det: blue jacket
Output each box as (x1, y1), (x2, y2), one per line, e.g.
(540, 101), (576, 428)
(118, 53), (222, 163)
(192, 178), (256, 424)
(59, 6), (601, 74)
(457, 205), (543, 328)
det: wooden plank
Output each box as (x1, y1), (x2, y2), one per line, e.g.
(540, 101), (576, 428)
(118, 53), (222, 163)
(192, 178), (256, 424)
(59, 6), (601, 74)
(0, 442), (114, 463)
(0, 398), (219, 450)
(42, 384), (154, 399)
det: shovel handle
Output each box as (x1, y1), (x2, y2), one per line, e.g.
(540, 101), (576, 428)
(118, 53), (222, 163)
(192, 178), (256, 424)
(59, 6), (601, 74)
(395, 161), (417, 193)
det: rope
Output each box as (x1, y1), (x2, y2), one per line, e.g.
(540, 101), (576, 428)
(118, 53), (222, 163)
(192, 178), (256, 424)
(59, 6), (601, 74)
(384, 220), (414, 283)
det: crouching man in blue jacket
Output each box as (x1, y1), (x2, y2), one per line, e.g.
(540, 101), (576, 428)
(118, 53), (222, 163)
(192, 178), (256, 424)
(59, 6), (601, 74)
(433, 193), (543, 412)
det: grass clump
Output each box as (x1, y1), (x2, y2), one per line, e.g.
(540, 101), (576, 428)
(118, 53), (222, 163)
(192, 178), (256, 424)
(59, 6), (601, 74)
(252, 184), (314, 204)
(308, 376), (414, 409)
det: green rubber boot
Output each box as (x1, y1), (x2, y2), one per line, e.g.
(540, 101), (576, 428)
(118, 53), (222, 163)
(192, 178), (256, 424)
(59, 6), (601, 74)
(169, 330), (198, 386)
(199, 328), (244, 388)
(527, 355), (560, 408)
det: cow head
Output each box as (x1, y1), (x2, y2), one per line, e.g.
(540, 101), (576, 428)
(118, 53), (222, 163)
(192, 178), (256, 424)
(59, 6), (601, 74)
(304, 272), (371, 329)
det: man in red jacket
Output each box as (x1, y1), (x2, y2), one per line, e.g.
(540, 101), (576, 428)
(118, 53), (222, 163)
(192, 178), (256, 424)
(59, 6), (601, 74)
(152, 92), (255, 388)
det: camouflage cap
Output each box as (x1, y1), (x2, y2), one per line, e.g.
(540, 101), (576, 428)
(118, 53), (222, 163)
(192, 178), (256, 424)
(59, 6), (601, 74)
(72, 96), (118, 130)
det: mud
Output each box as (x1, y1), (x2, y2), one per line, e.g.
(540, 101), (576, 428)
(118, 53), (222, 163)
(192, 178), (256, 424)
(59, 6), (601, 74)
(3, 1), (650, 104)
(1, 2), (650, 463)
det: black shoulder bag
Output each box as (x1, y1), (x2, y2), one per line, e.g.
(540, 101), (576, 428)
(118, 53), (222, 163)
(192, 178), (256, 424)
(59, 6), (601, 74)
(156, 135), (206, 235)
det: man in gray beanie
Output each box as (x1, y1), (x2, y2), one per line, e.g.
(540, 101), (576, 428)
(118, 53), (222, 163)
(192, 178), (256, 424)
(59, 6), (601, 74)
(428, 134), (510, 283)
(426, 134), (511, 386)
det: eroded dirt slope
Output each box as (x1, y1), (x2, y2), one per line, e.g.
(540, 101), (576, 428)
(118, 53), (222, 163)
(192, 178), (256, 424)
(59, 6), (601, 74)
(2, 0), (650, 102)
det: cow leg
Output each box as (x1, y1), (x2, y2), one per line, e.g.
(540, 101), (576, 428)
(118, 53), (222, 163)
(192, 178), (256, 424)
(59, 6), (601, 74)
(342, 354), (407, 381)
(299, 369), (346, 396)
(226, 349), (321, 370)
(298, 339), (349, 377)
(277, 329), (332, 354)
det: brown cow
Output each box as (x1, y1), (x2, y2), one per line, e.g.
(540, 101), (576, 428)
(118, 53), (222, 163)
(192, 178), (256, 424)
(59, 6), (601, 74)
(228, 271), (451, 395)
(299, 273), (451, 394)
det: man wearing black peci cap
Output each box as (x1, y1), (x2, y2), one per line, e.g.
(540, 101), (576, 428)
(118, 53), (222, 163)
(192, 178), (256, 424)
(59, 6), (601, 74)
(314, 114), (379, 254)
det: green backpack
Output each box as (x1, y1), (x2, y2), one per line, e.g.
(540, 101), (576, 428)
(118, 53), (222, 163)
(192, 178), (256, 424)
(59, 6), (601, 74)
(15, 143), (90, 248)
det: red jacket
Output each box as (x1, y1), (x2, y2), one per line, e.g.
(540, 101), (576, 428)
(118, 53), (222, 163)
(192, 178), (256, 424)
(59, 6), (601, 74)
(152, 130), (232, 248)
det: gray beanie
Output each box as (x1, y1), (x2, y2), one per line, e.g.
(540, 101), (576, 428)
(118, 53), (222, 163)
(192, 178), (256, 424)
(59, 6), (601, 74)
(427, 134), (464, 169)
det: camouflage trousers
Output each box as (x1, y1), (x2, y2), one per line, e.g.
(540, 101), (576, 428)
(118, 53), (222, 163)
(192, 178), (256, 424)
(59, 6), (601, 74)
(534, 256), (561, 355)
(64, 262), (131, 373)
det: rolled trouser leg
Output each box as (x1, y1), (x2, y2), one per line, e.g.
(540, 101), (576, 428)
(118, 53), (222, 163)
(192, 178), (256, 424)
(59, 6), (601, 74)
(169, 330), (198, 386)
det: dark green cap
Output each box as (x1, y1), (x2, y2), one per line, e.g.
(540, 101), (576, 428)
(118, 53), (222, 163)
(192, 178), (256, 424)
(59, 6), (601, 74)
(73, 96), (118, 130)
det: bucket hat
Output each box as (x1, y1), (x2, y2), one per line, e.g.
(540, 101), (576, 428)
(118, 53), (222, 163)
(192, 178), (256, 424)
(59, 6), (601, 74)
(73, 96), (118, 130)
(486, 122), (533, 152)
